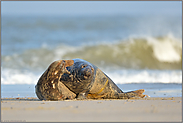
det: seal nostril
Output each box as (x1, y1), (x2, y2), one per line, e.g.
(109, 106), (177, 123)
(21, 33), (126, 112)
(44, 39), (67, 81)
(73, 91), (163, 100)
(85, 71), (91, 77)
(84, 74), (90, 79)
(86, 73), (91, 77)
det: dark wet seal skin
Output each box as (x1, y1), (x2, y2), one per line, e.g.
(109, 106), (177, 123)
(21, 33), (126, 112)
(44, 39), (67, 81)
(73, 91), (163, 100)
(60, 59), (147, 100)
(35, 59), (147, 101)
(35, 60), (76, 101)
(60, 59), (96, 99)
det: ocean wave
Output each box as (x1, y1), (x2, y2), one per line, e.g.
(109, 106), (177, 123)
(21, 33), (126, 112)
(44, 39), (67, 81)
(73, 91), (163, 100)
(1, 68), (182, 85)
(2, 34), (182, 70)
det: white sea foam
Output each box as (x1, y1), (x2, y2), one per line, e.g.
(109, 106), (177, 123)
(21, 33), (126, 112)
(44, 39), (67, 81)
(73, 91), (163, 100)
(1, 68), (41, 85)
(105, 69), (182, 84)
(1, 67), (182, 85)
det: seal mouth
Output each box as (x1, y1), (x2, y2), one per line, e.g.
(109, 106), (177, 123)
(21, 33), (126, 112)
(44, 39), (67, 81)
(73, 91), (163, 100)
(80, 66), (93, 80)
(83, 72), (91, 79)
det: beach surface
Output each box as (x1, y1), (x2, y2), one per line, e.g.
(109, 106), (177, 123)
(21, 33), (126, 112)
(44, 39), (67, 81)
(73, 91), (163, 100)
(1, 97), (182, 122)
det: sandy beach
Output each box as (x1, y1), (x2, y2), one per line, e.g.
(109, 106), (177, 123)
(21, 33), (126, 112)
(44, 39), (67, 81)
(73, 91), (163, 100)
(1, 97), (182, 122)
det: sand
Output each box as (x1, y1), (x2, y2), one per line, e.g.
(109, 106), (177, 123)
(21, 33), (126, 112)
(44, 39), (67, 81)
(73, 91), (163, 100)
(1, 97), (182, 122)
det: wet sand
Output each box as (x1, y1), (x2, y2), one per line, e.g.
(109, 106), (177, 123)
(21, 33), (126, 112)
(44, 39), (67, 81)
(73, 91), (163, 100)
(1, 97), (182, 122)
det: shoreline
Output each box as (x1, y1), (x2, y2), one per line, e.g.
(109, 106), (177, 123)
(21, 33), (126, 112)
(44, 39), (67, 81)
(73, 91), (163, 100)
(1, 97), (182, 122)
(2, 83), (182, 98)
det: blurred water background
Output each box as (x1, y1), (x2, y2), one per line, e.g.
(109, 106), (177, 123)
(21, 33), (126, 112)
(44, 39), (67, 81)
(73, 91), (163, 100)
(1, 1), (182, 98)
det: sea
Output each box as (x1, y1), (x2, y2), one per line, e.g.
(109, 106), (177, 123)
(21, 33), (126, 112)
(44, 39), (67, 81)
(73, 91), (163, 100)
(1, 14), (182, 98)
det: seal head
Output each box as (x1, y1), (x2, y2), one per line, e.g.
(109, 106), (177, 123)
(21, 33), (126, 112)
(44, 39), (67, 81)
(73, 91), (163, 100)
(60, 59), (95, 99)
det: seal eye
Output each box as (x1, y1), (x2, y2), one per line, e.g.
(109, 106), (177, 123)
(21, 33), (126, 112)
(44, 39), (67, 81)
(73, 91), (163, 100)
(81, 65), (86, 68)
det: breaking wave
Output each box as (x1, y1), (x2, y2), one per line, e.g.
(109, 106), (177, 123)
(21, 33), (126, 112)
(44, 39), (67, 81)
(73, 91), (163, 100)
(2, 34), (182, 70)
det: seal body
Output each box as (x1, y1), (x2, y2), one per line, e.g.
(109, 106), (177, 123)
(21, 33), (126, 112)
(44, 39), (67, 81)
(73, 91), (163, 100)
(36, 59), (146, 100)
(60, 59), (146, 99)
(35, 60), (76, 101)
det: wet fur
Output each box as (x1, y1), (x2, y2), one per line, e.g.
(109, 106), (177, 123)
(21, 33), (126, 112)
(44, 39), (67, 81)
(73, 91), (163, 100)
(36, 59), (147, 100)
(35, 60), (76, 101)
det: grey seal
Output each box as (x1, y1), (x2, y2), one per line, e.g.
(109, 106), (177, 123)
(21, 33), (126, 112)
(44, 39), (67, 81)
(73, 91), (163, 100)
(35, 59), (146, 100)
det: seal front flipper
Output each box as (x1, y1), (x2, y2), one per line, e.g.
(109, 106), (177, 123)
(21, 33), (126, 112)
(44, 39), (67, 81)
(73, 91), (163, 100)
(35, 60), (75, 101)
(118, 89), (147, 99)
(76, 90), (89, 100)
